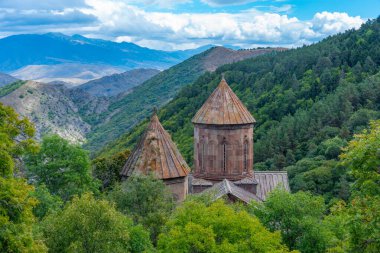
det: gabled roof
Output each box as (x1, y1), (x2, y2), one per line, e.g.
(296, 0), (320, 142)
(254, 171), (290, 200)
(120, 113), (190, 180)
(202, 179), (262, 203)
(192, 78), (256, 125)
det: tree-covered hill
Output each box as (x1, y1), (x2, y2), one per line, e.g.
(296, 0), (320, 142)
(85, 47), (282, 152)
(99, 17), (380, 199)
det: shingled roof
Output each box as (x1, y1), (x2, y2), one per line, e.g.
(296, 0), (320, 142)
(192, 77), (256, 125)
(202, 179), (262, 203)
(254, 171), (290, 200)
(120, 113), (190, 180)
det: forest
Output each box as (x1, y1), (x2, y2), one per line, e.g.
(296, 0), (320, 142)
(1, 18), (380, 253)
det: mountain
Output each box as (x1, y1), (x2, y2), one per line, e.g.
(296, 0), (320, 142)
(11, 63), (123, 86)
(0, 81), (91, 143)
(85, 46), (283, 152)
(0, 72), (18, 87)
(75, 68), (160, 97)
(98, 14), (380, 184)
(0, 33), (212, 74)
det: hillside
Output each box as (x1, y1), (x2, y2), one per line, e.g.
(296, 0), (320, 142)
(85, 46), (282, 152)
(0, 72), (18, 87)
(100, 16), (380, 198)
(75, 68), (160, 97)
(0, 81), (91, 143)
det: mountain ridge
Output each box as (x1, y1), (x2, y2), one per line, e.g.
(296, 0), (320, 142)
(75, 68), (160, 97)
(0, 33), (213, 73)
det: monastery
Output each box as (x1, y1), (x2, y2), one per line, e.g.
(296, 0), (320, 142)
(121, 77), (290, 203)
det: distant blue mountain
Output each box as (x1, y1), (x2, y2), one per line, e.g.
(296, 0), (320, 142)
(0, 33), (213, 72)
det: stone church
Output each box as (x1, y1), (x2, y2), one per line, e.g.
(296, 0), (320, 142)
(121, 77), (289, 203)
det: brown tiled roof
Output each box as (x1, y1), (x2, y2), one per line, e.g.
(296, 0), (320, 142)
(202, 179), (262, 203)
(254, 171), (290, 200)
(120, 113), (190, 179)
(192, 78), (256, 125)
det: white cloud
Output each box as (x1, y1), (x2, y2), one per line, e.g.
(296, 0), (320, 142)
(0, 0), (366, 51)
(81, 1), (364, 50)
(201, 0), (262, 7)
(312, 11), (364, 34)
(0, 0), (88, 10)
(125, 0), (192, 9)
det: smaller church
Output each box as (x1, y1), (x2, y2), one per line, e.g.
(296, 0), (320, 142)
(121, 77), (290, 203)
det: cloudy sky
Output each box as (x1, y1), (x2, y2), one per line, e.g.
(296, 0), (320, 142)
(0, 0), (378, 50)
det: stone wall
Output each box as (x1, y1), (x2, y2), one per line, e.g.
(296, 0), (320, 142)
(164, 176), (188, 202)
(193, 124), (254, 180)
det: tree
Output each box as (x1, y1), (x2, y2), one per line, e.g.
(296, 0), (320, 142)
(108, 174), (175, 243)
(0, 102), (37, 177)
(92, 149), (130, 190)
(30, 184), (63, 220)
(26, 135), (100, 201)
(339, 120), (380, 252)
(0, 178), (47, 252)
(340, 120), (380, 196)
(41, 193), (153, 253)
(158, 200), (295, 253)
(0, 103), (46, 252)
(250, 190), (330, 253)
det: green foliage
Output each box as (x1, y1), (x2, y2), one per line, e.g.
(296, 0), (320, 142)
(92, 149), (130, 190)
(158, 200), (295, 253)
(346, 196), (380, 252)
(286, 157), (351, 201)
(0, 178), (47, 252)
(251, 190), (331, 253)
(0, 102), (37, 177)
(108, 174), (175, 243)
(25, 135), (100, 201)
(0, 80), (26, 98)
(335, 121), (380, 252)
(340, 120), (380, 196)
(29, 184), (63, 220)
(0, 103), (45, 252)
(41, 193), (153, 253)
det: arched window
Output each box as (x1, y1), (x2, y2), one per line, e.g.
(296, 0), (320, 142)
(208, 140), (216, 172)
(199, 137), (206, 173)
(201, 141), (206, 173)
(222, 138), (227, 173)
(244, 139), (249, 172)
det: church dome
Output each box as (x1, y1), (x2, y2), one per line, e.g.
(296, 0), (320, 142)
(192, 77), (255, 125)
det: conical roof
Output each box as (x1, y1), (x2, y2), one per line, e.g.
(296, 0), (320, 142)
(120, 113), (190, 179)
(192, 78), (255, 125)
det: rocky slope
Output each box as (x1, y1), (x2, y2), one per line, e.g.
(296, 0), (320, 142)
(75, 68), (160, 97)
(0, 81), (91, 143)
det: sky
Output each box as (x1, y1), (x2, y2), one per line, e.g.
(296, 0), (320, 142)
(0, 0), (378, 50)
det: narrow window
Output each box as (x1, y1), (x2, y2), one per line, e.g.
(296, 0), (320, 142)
(201, 141), (206, 173)
(223, 139), (227, 173)
(244, 140), (248, 172)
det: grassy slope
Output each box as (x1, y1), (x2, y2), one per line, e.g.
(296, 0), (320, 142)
(0, 80), (26, 98)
